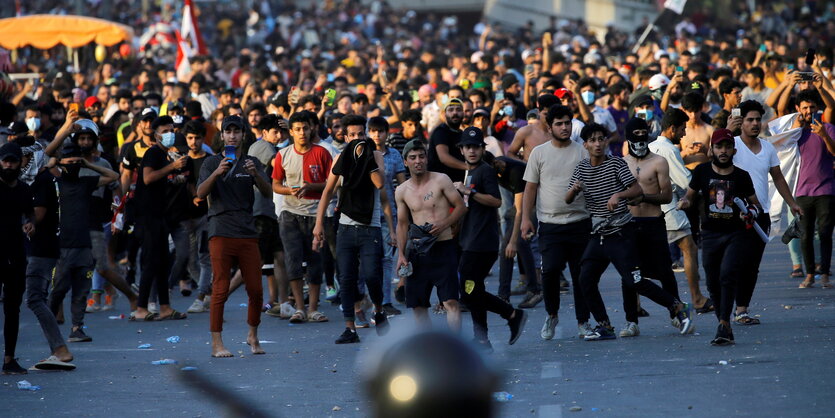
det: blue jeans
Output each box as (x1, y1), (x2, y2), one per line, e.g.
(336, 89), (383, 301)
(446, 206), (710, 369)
(498, 218), (538, 298)
(184, 216), (212, 296)
(335, 224), (383, 320)
(380, 221), (395, 304)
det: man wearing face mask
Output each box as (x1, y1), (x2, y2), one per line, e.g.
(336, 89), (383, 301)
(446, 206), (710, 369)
(631, 95), (661, 140)
(130, 116), (189, 321)
(24, 105), (43, 139)
(0, 142), (35, 374)
(427, 98), (468, 182)
(620, 117), (688, 337)
(48, 143), (118, 343)
(578, 78), (618, 140)
(492, 94), (527, 153)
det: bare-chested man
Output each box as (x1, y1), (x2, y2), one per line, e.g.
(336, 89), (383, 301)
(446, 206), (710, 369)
(679, 92), (714, 170)
(395, 139), (467, 332)
(507, 94), (582, 161)
(619, 117), (689, 337)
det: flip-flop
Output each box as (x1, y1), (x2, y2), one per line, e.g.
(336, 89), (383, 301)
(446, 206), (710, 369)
(696, 298), (715, 314)
(799, 281), (815, 288)
(156, 310), (187, 321)
(144, 312), (159, 321)
(33, 356), (76, 371)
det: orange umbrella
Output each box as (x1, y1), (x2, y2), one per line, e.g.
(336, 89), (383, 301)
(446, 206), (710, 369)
(0, 14), (135, 49)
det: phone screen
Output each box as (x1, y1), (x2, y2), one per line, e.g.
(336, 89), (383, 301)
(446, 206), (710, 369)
(496, 90), (505, 101)
(69, 103), (79, 113)
(806, 49), (816, 66)
(224, 145), (237, 161)
(675, 66), (684, 73)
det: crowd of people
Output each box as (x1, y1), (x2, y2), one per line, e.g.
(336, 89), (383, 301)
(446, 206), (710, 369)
(2, 0), (835, 374)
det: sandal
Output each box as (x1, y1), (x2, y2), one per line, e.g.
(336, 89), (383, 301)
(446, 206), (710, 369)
(143, 312), (159, 321)
(734, 312), (761, 325)
(790, 268), (804, 279)
(799, 280), (815, 288)
(157, 310), (187, 320)
(696, 298), (715, 314)
(289, 310), (306, 323)
(307, 310), (329, 322)
(822, 280), (833, 289)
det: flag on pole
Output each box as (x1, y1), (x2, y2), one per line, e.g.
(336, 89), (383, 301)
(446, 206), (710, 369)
(175, 30), (193, 82)
(181, 0), (207, 55)
(663, 0), (687, 15)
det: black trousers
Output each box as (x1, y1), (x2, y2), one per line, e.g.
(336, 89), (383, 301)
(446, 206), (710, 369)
(735, 213), (770, 308)
(796, 196), (834, 275)
(701, 229), (747, 323)
(579, 224), (677, 325)
(137, 217), (171, 309)
(539, 220), (591, 323)
(1, 255), (26, 357)
(621, 217), (680, 323)
(459, 251), (513, 340)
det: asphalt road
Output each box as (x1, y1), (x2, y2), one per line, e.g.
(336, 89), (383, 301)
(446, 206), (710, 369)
(2, 240), (834, 417)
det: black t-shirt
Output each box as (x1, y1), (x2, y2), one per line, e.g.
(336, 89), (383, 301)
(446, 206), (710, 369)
(198, 154), (264, 239)
(58, 175), (98, 248)
(81, 157), (116, 229)
(427, 124), (465, 182)
(30, 170), (60, 259)
(186, 154), (209, 219)
(689, 162), (756, 232)
(164, 149), (196, 225)
(135, 145), (170, 220)
(497, 156), (526, 194)
(0, 178), (33, 260)
(120, 139), (151, 172)
(459, 162), (501, 252)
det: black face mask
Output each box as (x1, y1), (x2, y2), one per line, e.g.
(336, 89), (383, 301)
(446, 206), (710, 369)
(0, 167), (20, 183)
(80, 146), (95, 156)
(712, 156), (733, 168)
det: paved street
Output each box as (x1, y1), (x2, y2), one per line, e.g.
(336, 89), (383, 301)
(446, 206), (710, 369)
(2, 240), (834, 417)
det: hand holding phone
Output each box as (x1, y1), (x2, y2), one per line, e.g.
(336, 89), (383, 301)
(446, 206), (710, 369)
(224, 145), (237, 161)
(731, 108), (741, 118)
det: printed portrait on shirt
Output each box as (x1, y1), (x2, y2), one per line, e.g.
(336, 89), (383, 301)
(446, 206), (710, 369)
(708, 179), (734, 217)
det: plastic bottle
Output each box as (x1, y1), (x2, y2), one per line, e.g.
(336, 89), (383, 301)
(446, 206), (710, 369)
(492, 392), (513, 402)
(166, 336), (180, 343)
(151, 359), (178, 365)
(17, 381), (41, 391)
(137, 343), (152, 349)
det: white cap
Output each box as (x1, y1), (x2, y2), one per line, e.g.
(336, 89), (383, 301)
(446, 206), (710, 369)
(648, 74), (670, 91)
(73, 119), (99, 136)
(521, 49), (534, 61)
(470, 50), (484, 64)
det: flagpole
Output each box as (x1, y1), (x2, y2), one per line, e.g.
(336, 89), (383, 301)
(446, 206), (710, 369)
(631, 23), (655, 54)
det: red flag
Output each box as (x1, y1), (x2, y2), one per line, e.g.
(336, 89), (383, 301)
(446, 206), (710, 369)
(175, 30), (193, 82)
(181, 0), (207, 55)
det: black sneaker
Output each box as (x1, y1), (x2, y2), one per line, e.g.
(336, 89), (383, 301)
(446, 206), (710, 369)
(2, 359), (27, 375)
(68, 328), (92, 343)
(472, 338), (494, 354)
(382, 303), (402, 316)
(584, 324), (617, 341)
(637, 308), (650, 318)
(710, 324), (735, 346)
(518, 292), (543, 309)
(335, 327), (360, 344)
(507, 309), (528, 345)
(374, 311), (390, 336)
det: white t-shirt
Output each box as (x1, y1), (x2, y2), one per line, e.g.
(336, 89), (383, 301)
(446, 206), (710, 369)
(592, 106), (618, 136)
(571, 118), (585, 143)
(734, 136), (780, 213)
(523, 140), (589, 225)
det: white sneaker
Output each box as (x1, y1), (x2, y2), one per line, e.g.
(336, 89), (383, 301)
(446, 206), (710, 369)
(578, 322), (595, 339)
(279, 301), (295, 319)
(148, 302), (160, 314)
(618, 322), (640, 337)
(541, 315), (559, 340)
(187, 299), (206, 313)
(85, 302), (101, 313)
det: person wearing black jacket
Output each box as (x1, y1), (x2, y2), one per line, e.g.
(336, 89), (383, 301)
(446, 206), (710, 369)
(313, 115), (394, 344)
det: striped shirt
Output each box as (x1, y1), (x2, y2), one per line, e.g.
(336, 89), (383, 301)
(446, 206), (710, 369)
(569, 157), (636, 233)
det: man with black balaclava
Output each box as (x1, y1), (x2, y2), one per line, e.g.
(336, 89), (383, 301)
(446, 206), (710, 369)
(620, 117), (687, 338)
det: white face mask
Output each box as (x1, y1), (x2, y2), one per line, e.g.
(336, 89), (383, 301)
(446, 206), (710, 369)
(161, 132), (176, 148)
(581, 91), (595, 105)
(26, 117), (41, 132)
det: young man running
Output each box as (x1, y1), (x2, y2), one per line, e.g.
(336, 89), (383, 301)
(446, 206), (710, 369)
(678, 129), (760, 345)
(455, 127), (527, 351)
(621, 117), (688, 337)
(395, 140), (466, 332)
(567, 123), (693, 341)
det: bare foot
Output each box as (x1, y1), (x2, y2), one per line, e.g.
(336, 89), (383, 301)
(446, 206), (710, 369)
(247, 337), (265, 355)
(211, 346), (233, 358)
(54, 346), (73, 363)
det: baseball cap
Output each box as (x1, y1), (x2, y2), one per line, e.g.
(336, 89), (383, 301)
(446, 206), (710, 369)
(74, 119), (100, 137)
(401, 138), (426, 159)
(632, 95), (654, 108)
(84, 97), (101, 108)
(648, 74), (670, 91)
(501, 75), (519, 90)
(554, 88), (573, 100)
(444, 98), (464, 110)
(221, 115), (244, 131)
(0, 142), (23, 162)
(10, 121), (28, 135)
(139, 107), (157, 122)
(393, 90), (411, 102)
(710, 128), (735, 147)
(472, 108), (490, 119)
(458, 127), (485, 147)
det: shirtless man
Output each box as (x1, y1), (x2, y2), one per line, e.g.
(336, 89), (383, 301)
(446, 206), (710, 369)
(395, 139), (467, 332)
(507, 94), (568, 161)
(620, 118), (688, 337)
(679, 92), (714, 170)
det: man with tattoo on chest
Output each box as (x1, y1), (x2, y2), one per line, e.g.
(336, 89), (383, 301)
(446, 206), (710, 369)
(621, 118), (690, 337)
(395, 139), (467, 332)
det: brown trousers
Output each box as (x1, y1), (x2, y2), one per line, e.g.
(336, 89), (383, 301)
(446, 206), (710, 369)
(209, 237), (263, 332)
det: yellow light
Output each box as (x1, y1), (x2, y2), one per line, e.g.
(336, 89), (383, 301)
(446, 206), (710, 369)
(389, 374), (418, 402)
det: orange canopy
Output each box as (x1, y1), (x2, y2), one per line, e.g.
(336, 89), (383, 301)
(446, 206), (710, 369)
(0, 15), (135, 49)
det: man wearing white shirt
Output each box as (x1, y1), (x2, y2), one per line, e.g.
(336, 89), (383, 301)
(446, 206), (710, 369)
(648, 108), (712, 312)
(726, 100), (802, 324)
